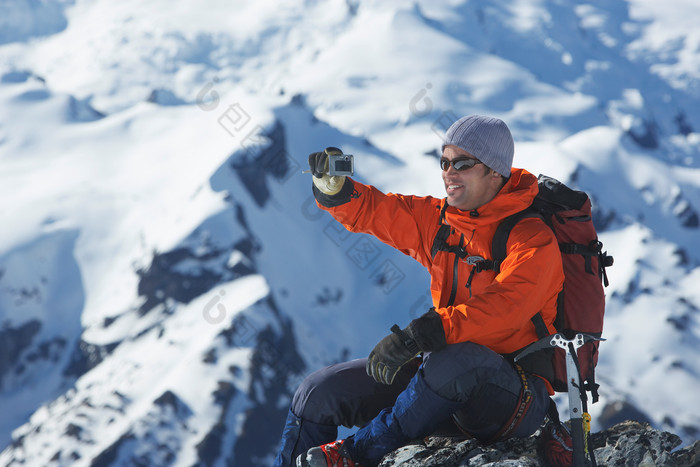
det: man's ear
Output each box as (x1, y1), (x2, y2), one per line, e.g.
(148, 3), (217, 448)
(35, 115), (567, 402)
(490, 169), (507, 190)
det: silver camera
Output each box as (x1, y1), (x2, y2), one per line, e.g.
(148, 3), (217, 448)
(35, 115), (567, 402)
(328, 154), (354, 176)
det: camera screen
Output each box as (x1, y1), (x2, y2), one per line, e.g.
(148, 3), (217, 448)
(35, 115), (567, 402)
(334, 159), (352, 172)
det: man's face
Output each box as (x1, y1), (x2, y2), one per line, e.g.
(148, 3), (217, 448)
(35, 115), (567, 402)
(441, 145), (502, 211)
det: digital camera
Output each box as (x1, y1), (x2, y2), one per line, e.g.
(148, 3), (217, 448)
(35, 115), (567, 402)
(328, 154), (354, 176)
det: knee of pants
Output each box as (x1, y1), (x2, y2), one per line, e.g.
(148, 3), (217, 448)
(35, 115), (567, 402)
(452, 382), (518, 440)
(290, 359), (380, 427)
(290, 359), (416, 428)
(452, 376), (549, 441)
(291, 364), (345, 421)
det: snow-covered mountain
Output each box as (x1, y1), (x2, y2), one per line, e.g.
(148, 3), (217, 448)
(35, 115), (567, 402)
(1, 0), (699, 465)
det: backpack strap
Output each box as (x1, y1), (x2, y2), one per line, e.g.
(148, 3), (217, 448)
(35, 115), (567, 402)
(431, 200), (459, 259)
(430, 223), (452, 259)
(490, 208), (542, 273)
(530, 311), (551, 340)
(488, 208), (558, 383)
(431, 200), (469, 306)
(560, 241), (602, 276)
(490, 208), (550, 337)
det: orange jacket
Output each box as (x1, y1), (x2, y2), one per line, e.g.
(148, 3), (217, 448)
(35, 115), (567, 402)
(316, 168), (564, 356)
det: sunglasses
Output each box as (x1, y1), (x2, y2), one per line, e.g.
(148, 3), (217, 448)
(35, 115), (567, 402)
(439, 157), (483, 171)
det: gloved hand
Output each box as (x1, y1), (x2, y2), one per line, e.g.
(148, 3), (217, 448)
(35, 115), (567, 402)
(366, 309), (447, 385)
(308, 146), (346, 195)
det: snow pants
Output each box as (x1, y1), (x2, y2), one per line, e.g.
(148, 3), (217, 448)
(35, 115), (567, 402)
(273, 342), (551, 467)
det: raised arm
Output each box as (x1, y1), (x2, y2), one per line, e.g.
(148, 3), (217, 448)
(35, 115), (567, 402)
(309, 148), (439, 267)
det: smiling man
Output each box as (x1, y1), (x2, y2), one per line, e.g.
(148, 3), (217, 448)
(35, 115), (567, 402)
(442, 144), (504, 211)
(274, 115), (565, 467)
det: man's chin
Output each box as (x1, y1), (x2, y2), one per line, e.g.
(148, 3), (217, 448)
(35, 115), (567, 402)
(445, 196), (467, 211)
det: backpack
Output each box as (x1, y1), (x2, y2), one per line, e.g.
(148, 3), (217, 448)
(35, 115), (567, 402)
(491, 174), (613, 399)
(431, 174), (613, 399)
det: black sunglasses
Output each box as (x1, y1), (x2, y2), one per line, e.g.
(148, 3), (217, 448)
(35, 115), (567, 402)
(439, 157), (483, 171)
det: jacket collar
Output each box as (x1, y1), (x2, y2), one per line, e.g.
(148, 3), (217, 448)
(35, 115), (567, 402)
(442, 168), (538, 230)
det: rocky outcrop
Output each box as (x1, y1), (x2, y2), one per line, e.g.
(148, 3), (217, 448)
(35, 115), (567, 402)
(379, 421), (700, 466)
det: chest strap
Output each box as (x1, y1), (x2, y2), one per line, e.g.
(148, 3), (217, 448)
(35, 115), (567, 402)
(431, 201), (498, 303)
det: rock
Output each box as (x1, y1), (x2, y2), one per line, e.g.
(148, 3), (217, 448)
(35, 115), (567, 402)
(379, 421), (700, 466)
(591, 421), (698, 467)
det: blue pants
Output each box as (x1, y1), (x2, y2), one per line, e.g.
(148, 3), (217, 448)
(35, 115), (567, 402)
(273, 342), (550, 467)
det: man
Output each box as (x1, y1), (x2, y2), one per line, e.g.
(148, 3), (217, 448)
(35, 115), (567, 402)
(274, 115), (564, 467)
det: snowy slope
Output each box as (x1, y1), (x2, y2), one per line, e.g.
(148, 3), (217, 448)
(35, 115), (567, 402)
(0, 0), (699, 465)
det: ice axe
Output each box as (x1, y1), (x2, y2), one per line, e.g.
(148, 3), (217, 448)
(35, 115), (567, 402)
(515, 333), (604, 467)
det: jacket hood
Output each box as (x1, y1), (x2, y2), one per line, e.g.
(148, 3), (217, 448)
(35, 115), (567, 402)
(442, 168), (538, 230)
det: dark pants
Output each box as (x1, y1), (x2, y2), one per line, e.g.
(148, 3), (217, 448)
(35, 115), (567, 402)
(273, 342), (550, 467)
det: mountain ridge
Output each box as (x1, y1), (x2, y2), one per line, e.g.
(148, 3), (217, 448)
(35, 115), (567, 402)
(1, 1), (699, 465)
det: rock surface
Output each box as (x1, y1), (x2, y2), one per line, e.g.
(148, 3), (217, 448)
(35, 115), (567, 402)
(379, 421), (700, 466)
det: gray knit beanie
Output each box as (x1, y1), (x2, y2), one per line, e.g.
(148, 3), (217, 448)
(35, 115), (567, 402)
(442, 115), (514, 178)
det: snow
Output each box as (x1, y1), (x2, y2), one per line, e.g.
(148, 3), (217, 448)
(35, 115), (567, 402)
(0, 0), (699, 464)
